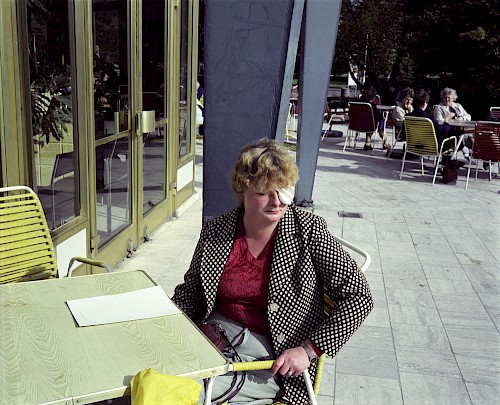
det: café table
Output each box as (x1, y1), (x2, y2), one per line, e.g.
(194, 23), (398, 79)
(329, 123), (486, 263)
(376, 104), (395, 111)
(0, 270), (227, 404)
(448, 119), (476, 129)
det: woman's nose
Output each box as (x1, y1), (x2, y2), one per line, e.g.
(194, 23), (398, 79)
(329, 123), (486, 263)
(269, 190), (280, 204)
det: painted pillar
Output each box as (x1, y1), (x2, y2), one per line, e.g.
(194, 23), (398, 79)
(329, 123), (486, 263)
(202, 0), (295, 221)
(295, 0), (341, 206)
(202, 0), (341, 218)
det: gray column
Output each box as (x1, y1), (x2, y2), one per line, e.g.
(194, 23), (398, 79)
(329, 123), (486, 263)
(295, 0), (341, 206)
(275, 0), (305, 143)
(202, 0), (295, 221)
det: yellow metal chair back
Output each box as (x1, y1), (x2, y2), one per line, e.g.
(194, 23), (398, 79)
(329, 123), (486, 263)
(0, 186), (111, 284)
(404, 116), (440, 155)
(400, 116), (456, 185)
(0, 186), (58, 283)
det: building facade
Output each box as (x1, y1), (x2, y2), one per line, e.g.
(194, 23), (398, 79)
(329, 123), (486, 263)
(0, 0), (200, 274)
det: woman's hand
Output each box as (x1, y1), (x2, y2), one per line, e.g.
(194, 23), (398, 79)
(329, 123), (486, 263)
(445, 112), (455, 122)
(271, 346), (310, 378)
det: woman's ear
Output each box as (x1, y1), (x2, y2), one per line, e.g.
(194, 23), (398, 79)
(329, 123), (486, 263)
(238, 191), (245, 204)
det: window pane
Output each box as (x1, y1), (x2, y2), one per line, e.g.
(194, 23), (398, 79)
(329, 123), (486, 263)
(93, 0), (130, 247)
(142, 0), (166, 214)
(178, 0), (190, 158)
(28, 0), (78, 230)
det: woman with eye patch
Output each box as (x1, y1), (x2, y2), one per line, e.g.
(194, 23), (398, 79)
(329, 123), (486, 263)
(172, 138), (373, 404)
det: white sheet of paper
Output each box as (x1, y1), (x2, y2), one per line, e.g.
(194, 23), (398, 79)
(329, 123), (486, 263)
(66, 286), (181, 327)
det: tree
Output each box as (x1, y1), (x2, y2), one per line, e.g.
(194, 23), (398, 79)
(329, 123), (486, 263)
(334, 0), (405, 93)
(332, 0), (499, 119)
(405, 0), (499, 118)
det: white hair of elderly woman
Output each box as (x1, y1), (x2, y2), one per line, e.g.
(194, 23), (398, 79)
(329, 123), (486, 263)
(440, 87), (458, 101)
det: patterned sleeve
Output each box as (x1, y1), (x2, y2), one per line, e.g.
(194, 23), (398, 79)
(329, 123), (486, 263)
(171, 226), (208, 324)
(309, 216), (373, 358)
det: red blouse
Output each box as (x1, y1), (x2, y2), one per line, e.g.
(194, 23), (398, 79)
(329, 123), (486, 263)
(215, 221), (276, 335)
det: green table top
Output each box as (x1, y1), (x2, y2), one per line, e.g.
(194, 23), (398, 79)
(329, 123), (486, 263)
(0, 270), (227, 404)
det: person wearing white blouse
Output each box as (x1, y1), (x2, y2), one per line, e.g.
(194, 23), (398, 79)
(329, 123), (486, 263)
(433, 87), (472, 157)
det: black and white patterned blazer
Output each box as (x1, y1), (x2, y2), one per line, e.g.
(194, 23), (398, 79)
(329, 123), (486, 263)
(172, 204), (373, 404)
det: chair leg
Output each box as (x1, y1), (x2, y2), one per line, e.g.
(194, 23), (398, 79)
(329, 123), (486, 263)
(465, 161), (472, 189)
(488, 160), (492, 181)
(420, 157), (424, 175)
(343, 129), (350, 152)
(399, 151), (407, 179)
(432, 155), (441, 185)
(322, 114), (334, 141)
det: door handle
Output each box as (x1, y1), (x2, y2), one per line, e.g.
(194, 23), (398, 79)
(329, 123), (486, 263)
(137, 111), (156, 136)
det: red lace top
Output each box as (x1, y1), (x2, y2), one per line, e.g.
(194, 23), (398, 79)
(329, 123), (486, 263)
(215, 221), (276, 335)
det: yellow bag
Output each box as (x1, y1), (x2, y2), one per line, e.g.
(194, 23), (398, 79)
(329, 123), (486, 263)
(130, 368), (202, 405)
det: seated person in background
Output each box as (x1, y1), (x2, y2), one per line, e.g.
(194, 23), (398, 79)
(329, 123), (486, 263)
(433, 87), (472, 157)
(94, 70), (117, 121)
(360, 88), (391, 151)
(409, 89), (453, 147)
(173, 139), (373, 404)
(392, 87), (414, 140)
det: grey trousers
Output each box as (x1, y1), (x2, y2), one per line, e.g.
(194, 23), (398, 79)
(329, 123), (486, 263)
(198, 311), (284, 404)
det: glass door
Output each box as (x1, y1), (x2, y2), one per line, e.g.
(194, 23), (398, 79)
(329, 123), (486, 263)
(141, 0), (168, 219)
(92, 0), (132, 247)
(91, 0), (170, 261)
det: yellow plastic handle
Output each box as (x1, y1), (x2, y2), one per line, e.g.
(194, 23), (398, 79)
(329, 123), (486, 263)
(231, 360), (275, 372)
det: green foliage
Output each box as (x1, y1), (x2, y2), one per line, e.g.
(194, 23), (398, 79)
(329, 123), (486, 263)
(333, 0), (499, 119)
(31, 73), (72, 144)
(28, 0), (72, 144)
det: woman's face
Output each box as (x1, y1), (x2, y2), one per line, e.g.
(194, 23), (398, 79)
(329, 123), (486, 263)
(403, 96), (413, 108)
(442, 94), (453, 106)
(241, 185), (287, 227)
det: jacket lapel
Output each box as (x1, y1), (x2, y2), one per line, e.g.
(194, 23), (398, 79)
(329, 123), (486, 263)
(269, 206), (301, 293)
(200, 208), (240, 309)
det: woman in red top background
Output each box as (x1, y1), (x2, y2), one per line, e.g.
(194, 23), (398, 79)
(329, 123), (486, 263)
(173, 139), (373, 404)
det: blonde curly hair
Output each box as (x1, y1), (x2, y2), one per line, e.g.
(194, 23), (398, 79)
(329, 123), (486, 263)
(230, 138), (299, 204)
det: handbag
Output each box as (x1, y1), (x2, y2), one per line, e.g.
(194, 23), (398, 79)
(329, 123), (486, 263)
(197, 321), (246, 402)
(198, 322), (230, 351)
(442, 159), (458, 184)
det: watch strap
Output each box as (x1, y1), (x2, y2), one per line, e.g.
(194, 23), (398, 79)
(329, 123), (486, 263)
(301, 342), (317, 361)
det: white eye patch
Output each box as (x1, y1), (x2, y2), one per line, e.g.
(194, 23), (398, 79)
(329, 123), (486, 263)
(276, 186), (295, 205)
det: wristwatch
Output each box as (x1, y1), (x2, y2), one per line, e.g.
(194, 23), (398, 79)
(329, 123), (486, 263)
(301, 342), (317, 362)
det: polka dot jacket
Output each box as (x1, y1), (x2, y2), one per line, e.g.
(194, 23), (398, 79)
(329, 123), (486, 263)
(172, 205), (373, 404)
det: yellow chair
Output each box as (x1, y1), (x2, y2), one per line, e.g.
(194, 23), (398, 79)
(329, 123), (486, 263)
(0, 185), (111, 284)
(399, 116), (457, 185)
(203, 235), (371, 405)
